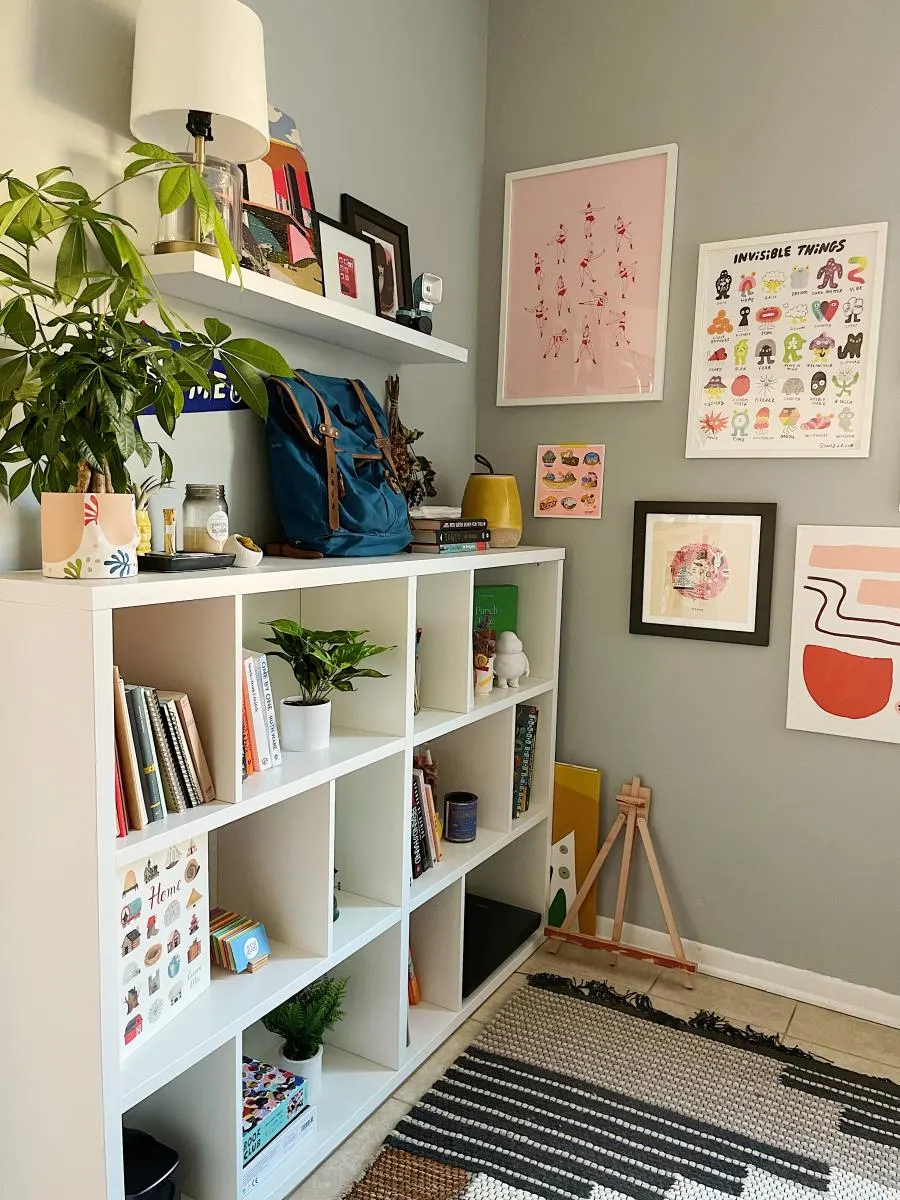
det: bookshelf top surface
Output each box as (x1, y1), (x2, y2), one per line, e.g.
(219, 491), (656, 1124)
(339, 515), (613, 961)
(0, 546), (564, 610)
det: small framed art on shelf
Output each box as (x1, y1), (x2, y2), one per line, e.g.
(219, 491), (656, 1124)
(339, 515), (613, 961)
(316, 215), (379, 314)
(341, 194), (413, 319)
(629, 501), (777, 646)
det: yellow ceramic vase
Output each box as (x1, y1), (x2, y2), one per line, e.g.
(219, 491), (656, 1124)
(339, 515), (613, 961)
(461, 459), (523, 548)
(135, 508), (152, 555)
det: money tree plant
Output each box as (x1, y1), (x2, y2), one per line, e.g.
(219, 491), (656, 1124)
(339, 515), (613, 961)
(0, 144), (293, 499)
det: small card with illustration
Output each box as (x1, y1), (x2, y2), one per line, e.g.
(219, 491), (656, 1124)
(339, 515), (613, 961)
(534, 444), (605, 518)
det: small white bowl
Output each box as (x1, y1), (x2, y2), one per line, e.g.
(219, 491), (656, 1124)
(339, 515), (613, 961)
(225, 534), (263, 568)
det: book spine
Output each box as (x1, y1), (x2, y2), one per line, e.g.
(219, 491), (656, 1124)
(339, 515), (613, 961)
(114, 746), (127, 838)
(126, 686), (166, 823)
(241, 678), (257, 776)
(161, 702), (199, 808)
(164, 700), (204, 807)
(114, 667), (147, 831)
(522, 708), (539, 811)
(413, 771), (435, 866)
(145, 687), (186, 814)
(413, 528), (493, 545)
(256, 654), (282, 767)
(407, 950), (421, 1006)
(244, 656), (271, 770)
(412, 518), (488, 531)
(410, 789), (424, 879)
(512, 706), (528, 820)
(412, 776), (432, 870)
(423, 783), (442, 860)
(175, 695), (216, 802)
(411, 541), (490, 554)
(241, 1108), (316, 1198)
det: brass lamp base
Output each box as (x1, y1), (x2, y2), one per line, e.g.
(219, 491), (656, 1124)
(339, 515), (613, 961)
(153, 239), (221, 258)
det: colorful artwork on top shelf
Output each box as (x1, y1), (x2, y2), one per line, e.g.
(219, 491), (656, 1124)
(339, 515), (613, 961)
(787, 526), (900, 744)
(240, 104), (323, 295)
(686, 222), (887, 458)
(534, 444), (604, 518)
(117, 835), (210, 1059)
(497, 144), (677, 406)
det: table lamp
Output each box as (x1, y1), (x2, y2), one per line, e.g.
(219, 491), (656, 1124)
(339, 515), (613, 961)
(130, 0), (270, 257)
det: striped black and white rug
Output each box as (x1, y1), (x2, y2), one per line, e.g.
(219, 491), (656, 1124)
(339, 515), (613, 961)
(346, 973), (900, 1200)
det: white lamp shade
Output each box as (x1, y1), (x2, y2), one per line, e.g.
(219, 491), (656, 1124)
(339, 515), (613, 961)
(131, 0), (270, 163)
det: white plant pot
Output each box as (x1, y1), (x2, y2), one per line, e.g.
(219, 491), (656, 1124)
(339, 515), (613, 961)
(277, 1044), (323, 1097)
(40, 492), (139, 580)
(280, 699), (331, 753)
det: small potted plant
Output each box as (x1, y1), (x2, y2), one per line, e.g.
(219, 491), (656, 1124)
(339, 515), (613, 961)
(262, 619), (393, 753)
(262, 974), (348, 1096)
(0, 146), (293, 579)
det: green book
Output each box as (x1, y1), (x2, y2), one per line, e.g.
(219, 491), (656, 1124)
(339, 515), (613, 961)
(474, 584), (518, 636)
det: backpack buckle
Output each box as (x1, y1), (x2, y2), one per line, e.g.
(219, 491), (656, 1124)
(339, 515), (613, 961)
(319, 423), (339, 438)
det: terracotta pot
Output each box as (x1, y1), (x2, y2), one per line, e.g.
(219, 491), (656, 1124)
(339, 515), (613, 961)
(461, 467), (522, 548)
(41, 492), (139, 580)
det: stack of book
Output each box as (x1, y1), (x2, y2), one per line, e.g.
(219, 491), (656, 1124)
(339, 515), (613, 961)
(210, 908), (271, 974)
(242, 650), (282, 778)
(242, 1057), (316, 1198)
(410, 754), (442, 880)
(411, 515), (491, 555)
(512, 704), (539, 819)
(113, 667), (216, 836)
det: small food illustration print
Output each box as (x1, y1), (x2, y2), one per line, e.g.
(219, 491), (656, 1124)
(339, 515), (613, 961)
(535, 444), (604, 519)
(688, 223), (885, 458)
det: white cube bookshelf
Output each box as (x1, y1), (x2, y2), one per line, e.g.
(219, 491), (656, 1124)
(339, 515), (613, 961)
(0, 546), (563, 1200)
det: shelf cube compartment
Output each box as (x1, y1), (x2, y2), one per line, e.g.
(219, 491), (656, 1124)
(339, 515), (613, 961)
(414, 569), (474, 716)
(473, 559), (563, 681)
(113, 596), (241, 804)
(335, 755), (406, 910)
(242, 578), (412, 741)
(465, 818), (549, 925)
(124, 1037), (241, 1200)
(406, 878), (464, 1058)
(420, 708), (516, 834)
(216, 783), (334, 959)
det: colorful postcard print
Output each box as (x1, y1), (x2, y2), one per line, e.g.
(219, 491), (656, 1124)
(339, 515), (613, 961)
(498, 145), (677, 406)
(118, 834), (210, 1058)
(630, 502), (777, 645)
(534, 444), (604, 518)
(788, 526), (900, 743)
(686, 223), (887, 458)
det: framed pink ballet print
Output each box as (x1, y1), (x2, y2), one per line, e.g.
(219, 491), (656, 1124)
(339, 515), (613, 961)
(497, 144), (677, 407)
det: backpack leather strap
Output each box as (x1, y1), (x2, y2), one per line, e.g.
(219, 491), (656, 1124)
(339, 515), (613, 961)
(294, 373), (341, 533)
(350, 379), (397, 473)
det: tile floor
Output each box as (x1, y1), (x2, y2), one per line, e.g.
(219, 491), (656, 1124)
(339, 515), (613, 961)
(289, 943), (900, 1199)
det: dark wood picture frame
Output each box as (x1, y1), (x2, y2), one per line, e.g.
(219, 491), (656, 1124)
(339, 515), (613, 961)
(629, 501), (777, 646)
(340, 194), (413, 318)
(314, 213), (379, 312)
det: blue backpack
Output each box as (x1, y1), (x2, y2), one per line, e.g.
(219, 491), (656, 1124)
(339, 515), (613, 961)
(266, 371), (412, 556)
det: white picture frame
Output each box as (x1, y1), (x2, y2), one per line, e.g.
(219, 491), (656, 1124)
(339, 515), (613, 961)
(496, 144), (677, 407)
(316, 215), (378, 315)
(685, 222), (888, 459)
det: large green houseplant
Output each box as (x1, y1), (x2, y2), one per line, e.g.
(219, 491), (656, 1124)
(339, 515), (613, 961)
(262, 619), (393, 752)
(262, 975), (349, 1094)
(0, 144), (293, 578)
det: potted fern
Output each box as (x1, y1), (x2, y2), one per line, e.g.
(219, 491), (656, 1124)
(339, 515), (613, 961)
(0, 146), (293, 579)
(262, 975), (348, 1095)
(262, 619), (393, 752)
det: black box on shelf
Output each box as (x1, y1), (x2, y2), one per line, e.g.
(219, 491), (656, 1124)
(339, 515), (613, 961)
(462, 893), (541, 998)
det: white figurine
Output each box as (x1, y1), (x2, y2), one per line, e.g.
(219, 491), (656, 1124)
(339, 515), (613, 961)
(493, 631), (530, 688)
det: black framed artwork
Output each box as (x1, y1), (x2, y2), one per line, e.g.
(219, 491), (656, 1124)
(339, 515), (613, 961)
(629, 501), (777, 646)
(340, 195), (412, 319)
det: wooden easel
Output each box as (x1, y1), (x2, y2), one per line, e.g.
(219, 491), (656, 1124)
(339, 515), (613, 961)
(544, 776), (697, 987)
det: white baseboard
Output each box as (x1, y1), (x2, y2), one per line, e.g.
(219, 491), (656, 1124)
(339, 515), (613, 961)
(594, 917), (900, 1030)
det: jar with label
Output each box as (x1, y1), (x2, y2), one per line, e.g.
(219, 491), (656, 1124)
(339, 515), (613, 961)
(183, 484), (229, 552)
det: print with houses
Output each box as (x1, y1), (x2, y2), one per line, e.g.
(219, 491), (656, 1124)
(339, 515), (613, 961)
(118, 834), (210, 1058)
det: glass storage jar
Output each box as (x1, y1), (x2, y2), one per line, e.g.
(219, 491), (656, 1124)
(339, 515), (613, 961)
(183, 484), (229, 552)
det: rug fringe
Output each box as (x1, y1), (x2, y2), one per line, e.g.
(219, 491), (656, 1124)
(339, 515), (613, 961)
(528, 972), (825, 1063)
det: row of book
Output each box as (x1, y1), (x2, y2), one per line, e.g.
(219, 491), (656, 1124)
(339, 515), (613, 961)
(242, 650), (282, 777)
(411, 515), (491, 555)
(410, 750), (442, 879)
(113, 667), (215, 836)
(512, 704), (539, 819)
(242, 1056), (316, 1198)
